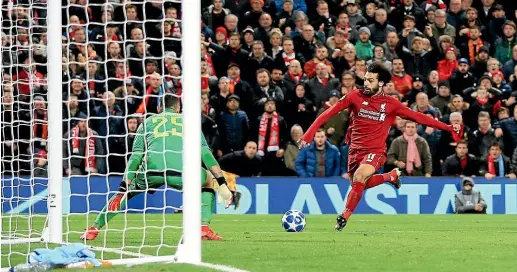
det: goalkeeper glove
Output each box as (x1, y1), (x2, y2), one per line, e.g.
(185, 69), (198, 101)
(218, 184), (233, 209)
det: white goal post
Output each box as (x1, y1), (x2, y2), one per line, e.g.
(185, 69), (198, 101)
(0, 0), (206, 269)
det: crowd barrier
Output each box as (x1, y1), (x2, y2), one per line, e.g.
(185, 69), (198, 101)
(2, 177), (516, 215)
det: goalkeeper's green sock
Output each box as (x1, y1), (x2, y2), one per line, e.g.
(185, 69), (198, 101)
(201, 188), (215, 225)
(93, 193), (129, 229)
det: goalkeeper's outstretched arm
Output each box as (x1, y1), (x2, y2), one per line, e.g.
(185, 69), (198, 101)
(122, 124), (146, 191)
(201, 134), (233, 207)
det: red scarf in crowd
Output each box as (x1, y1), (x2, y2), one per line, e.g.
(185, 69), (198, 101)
(136, 86), (158, 114)
(33, 109), (48, 142)
(257, 112), (280, 156)
(229, 77), (240, 94)
(282, 52), (296, 66)
(204, 54), (215, 76)
(476, 97), (489, 105)
(335, 24), (350, 40)
(319, 77), (329, 86)
(460, 156), (467, 170)
(453, 124), (464, 143)
(468, 39), (484, 66)
(403, 133), (422, 174)
(71, 125), (96, 172)
(287, 72), (300, 83)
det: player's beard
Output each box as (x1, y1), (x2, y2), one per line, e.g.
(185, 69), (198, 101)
(363, 86), (379, 96)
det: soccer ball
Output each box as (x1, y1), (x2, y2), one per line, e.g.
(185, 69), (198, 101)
(281, 210), (306, 232)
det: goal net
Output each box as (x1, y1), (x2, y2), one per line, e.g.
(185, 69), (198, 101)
(1, 0), (203, 269)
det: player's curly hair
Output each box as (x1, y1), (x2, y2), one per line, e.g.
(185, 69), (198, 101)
(367, 61), (392, 85)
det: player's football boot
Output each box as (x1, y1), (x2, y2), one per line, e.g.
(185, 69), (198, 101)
(388, 168), (402, 189)
(334, 215), (347, 231)
(201, 226), (223, 240)
(80, 226), (99, 241)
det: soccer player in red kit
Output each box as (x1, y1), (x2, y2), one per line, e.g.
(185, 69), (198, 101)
(298, 62), (460, 231)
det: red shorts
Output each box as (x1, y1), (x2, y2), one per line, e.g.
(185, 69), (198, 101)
(347, 149), (386, 178)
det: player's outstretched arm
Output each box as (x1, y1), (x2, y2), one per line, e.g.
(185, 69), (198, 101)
(123, 124), (146, 188)
(300, 94), (351, 145)
(397, 106), (454, 133)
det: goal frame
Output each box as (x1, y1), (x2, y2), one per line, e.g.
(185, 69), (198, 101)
(0, 0), (202, 268)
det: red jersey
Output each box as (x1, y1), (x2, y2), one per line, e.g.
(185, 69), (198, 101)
(302, 90), (453, 153)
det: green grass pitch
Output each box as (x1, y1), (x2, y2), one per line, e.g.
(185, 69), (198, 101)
(2, 214), (516, 271)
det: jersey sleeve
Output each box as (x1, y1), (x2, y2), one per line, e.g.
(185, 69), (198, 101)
(201, 132), (219, 168)
(301, 92), (353, 143)
(124, 123), (146, 180)
(396, 103), (453, 133)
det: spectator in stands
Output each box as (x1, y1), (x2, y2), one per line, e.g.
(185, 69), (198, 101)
(470, 46), (490, 79)
(32, 96), (48, 151)
(253, 97), (289, 176)
(493, 20), (517, 65)
(136, 73), (163, 116)
(440, 112), (472, 161)
(479, 142), (516, 180)
(437, 47), (458, 81)
(318, 90), (348, 146)
(430, 81), (452, 117)
(387, 120), (432, 177)
(345, 0), (366, 28)
(417, 109), (443, 176)
(383, 31), (399, 61)
(354, 27), (374, 61)
(398, 27), (438, 78)
(202, 0), (230, 31)
(285, 84), (315, 131)
(207, 32), (249, 78)
(412, 92), (442, 118)
(1, 90), (20, 175)
(457, 26), (487, 66)
(399, 15), (423, 50)
(503, 45), (517, 77)
(472, 111), (503, 158)
(450, 58), (476, 97)
(218, 141), (262, 177)
(282, 60), (307, 100)
(310, 0), (336, 37)
(431, 9), (456, 42)
(391, 58), (412, 97)
(304, 44), (333, 79)
(293, 24), (323, 62)
(306, 63), (339, 107)
(63, 118), (105, 176)
(217, 94), (250, 157)
(402, 74), (424, 106)
(367, 9), (396, 45)
(494, 106), (517, 156)
(274, 38), (305, 73)
(339, 71), (357, 97)
(442, 141), (478, 176)
(295, 128), (341, 177)
(210, 77), (232, 116)
(252, 68), (284, 116)
(367, 45), (392, 72)
(227, 64), (254, 112)
(390, 0), (426, 32)
(284, 124), (303, 175)
(455, 177), (487, 214)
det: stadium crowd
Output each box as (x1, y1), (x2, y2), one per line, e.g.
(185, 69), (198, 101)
(3, 0), (517, 179)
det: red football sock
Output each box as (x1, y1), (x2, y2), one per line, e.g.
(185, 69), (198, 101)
(365, 173), (392, 189)
(342, 182), (365, 221)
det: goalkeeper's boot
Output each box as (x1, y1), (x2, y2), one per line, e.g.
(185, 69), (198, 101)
(80, 226), (99, 241)
(334, 215), (347, 232)
(201, 225), (223, 241)
(388, 168), (402, 189)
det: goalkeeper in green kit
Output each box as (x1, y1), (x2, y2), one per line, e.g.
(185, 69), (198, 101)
(80, 94), (234, 241)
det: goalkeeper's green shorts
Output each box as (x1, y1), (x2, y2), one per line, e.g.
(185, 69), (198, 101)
(130, 168), (209, 192)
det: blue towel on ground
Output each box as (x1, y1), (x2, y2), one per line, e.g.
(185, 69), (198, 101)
(28, 243), (101, 268)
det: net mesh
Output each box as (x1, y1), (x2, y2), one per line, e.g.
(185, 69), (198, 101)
(1, 0), (186, 267)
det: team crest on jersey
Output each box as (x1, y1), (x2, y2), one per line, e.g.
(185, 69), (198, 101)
(380, 103), (386, 112)
(362, 101), (368, 105)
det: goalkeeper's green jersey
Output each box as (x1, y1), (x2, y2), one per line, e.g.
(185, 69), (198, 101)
(124, 109), (217, 180)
